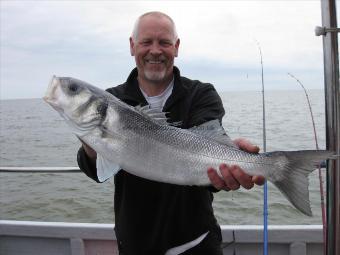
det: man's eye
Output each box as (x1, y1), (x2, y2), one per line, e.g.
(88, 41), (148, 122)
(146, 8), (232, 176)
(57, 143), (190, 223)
(141, 41), (151, 46)
(160, 41), (172, 47)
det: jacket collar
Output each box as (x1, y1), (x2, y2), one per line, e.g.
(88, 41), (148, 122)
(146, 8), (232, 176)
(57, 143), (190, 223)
(164, 67), (187, 111)
(119, 68), (147, 106)
(120, 66), (187, 110)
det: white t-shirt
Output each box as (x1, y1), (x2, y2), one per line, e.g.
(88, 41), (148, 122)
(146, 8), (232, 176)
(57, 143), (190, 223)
(140, 79), (174, 109)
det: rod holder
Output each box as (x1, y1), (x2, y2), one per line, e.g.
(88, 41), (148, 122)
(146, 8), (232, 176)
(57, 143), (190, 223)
(315, 26), (340, 36)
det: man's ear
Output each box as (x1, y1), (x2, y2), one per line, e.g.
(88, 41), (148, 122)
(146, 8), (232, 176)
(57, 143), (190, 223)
(174, 38), (180, 57)
(129, 37), (135, 56)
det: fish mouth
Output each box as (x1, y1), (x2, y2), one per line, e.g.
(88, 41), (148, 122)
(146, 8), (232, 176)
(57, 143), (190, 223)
(45, 99), (64, 113)
(43, 75), (64, 113)
(43, 75), (58, 103)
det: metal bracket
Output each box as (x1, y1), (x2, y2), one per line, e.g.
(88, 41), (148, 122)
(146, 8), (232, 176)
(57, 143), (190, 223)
(315, 26), (340, 36)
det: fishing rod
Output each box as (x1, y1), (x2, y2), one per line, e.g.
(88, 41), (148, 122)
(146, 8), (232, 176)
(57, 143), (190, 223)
(288, 73), (327, 254)
(287, 73), (327, 254)
(255, 39), (268, 255)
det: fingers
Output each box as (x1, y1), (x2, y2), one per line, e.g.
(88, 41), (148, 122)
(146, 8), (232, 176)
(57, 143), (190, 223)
(208, 167), (230, 191)
(219, 164), (240, 190)
(230, 138), (265, 187)
(207, 164), (265, 191)
(252, 175), (266, 186)
(229, 165), (254, 190)
(233, 138), (260, 153)
(207, 164), (243, 191)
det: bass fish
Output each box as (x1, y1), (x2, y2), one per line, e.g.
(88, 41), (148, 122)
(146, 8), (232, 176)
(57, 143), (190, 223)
(44, 76), (336, 217)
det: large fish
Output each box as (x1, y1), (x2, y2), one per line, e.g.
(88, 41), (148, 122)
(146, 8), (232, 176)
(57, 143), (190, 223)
(44, 76), (336, 217)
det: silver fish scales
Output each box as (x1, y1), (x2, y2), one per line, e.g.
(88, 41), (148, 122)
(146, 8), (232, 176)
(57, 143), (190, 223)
(44, 76), (337, 217)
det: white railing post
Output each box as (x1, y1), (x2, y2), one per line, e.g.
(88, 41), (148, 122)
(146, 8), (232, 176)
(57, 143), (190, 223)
(289, 242), (307, 255)
(70, 238), (85, 255)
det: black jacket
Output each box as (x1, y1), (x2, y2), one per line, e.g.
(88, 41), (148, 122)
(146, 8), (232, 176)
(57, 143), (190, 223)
(77, 67), (225, 254)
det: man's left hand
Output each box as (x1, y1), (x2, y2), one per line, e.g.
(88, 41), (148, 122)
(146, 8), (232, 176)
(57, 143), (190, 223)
(207, 138), (266, 191)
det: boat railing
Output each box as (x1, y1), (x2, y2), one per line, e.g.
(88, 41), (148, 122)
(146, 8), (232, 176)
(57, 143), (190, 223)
(0, 166), (81, 173)
(0, 220), (322, 255)
(0, 166), (324, 254)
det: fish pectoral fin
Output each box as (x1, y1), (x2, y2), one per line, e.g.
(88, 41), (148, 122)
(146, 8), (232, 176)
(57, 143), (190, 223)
(189, 119), (237, 148)
(164, 231), (209, 255)
(96, 153), (121, 182)
(135, 105), (182, 127)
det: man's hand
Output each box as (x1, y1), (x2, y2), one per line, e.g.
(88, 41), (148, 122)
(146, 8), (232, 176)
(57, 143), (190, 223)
(207, 138), (265, 191)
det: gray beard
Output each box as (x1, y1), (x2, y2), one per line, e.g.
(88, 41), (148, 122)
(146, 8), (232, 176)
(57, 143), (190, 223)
(144, 69), (167, 82)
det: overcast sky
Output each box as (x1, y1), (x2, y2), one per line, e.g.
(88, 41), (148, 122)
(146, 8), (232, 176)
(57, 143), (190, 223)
(1, 1), (338, 99)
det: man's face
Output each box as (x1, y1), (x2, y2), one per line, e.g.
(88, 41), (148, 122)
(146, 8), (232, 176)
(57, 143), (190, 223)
(130, 15), (180, 84)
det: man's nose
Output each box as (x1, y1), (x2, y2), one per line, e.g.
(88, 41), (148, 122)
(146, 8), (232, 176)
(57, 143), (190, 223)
(149, 42), (162, 55)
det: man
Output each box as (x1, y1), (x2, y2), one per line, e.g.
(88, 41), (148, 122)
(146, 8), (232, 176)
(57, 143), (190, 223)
(78, 11), (265, 255)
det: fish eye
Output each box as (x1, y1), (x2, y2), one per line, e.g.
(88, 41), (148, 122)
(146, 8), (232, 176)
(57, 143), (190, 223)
(68, 83), (79, 93)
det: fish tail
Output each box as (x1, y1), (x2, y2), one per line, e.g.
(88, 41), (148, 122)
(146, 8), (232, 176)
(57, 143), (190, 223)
(266, 150), (335, 216)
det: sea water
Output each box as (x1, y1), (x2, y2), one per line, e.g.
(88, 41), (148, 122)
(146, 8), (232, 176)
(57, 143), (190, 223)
(0, 90), (327, 225)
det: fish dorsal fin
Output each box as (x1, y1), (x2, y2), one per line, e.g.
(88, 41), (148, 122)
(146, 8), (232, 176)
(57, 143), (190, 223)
(134, 105), (170, 126)
(189, 119), (237, 147)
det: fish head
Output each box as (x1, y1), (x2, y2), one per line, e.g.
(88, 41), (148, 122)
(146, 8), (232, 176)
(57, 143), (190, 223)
(44, 76), (108, 134)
